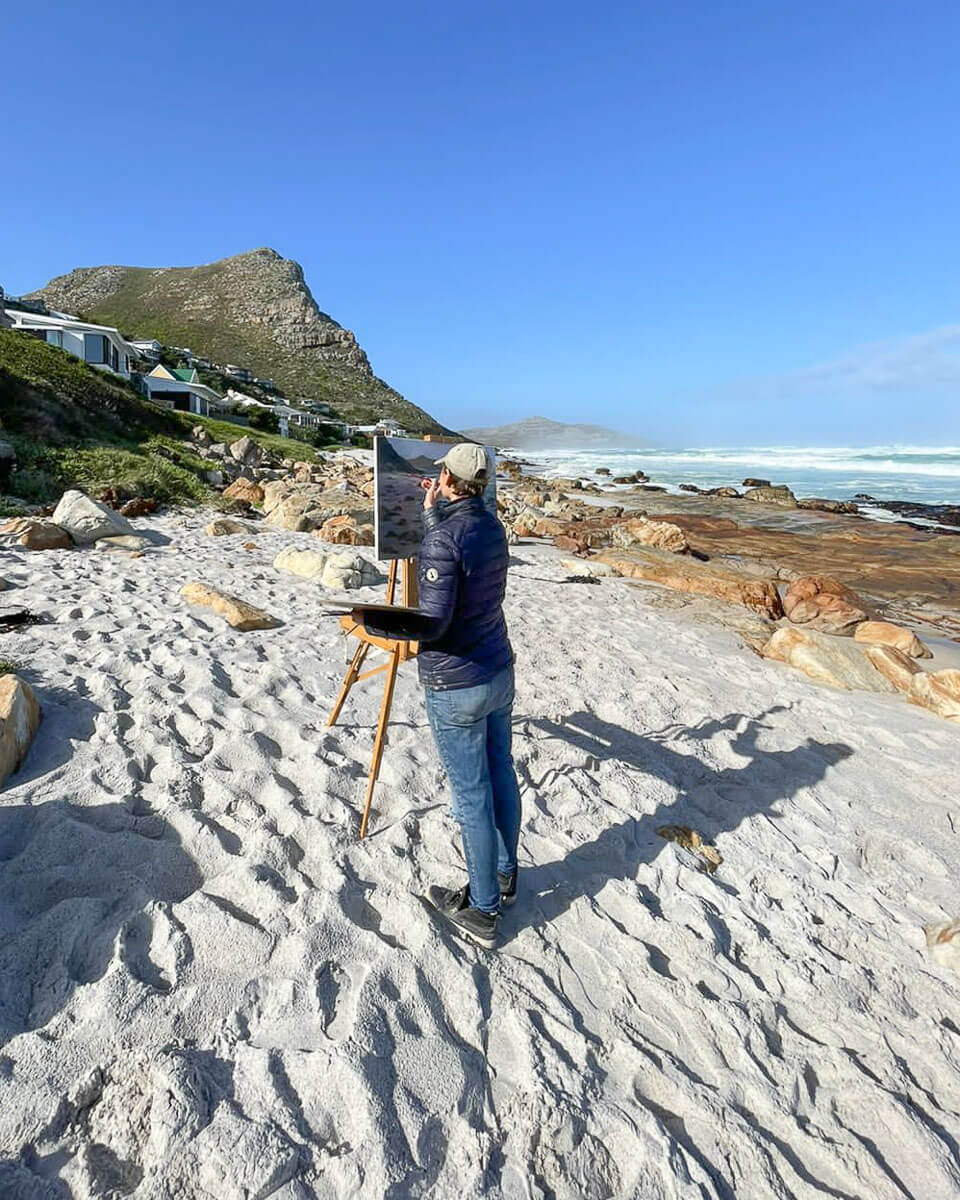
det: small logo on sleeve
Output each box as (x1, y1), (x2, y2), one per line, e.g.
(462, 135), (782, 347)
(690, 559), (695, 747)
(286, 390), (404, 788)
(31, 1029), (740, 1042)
(424, 567), (439, 582)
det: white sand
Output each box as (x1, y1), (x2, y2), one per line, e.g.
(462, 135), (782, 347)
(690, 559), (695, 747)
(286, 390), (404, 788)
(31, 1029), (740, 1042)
(1, 510), (959, 1199)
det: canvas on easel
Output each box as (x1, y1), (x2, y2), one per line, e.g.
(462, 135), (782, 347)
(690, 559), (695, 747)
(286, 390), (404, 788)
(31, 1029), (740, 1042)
(327, 436), (497, 838)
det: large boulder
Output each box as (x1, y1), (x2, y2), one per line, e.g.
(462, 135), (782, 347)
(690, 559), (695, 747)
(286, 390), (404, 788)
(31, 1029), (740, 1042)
(595, 548), (784, 618)
(0, 674), (41, 787)
(783, 575), (868, 635)
(909, 669), (960, 722)
(610, 517), (688, 554)
(853, 620), (932, 659)
(317, 514), (375, 546)
(180, 582), (281, 631)
(273, 547), (329, 580)
(264, 495), (322, 532)
(321, 553), (381, 591)
(229, 436), (263, 466)
(761, 627), (896, 693)
(744, 485), (798, 508)
(261, 479), (295, 514)
(51, 490), (135, 544)
(1, 517), (72, 550)
(222, 477), (265, 505)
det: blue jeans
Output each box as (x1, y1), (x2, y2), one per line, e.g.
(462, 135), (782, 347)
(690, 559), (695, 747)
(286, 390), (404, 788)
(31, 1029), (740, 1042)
(424, 665), (522, 914)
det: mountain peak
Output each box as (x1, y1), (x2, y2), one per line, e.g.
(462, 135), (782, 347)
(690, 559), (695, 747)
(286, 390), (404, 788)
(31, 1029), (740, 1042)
(26, 252), (448, 431)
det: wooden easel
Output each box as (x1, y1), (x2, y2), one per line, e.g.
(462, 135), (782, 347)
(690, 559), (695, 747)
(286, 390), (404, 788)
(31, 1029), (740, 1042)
(326, 557), (419, 838)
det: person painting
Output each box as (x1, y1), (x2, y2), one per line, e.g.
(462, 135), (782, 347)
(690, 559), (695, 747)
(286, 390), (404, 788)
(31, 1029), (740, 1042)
(356, 443), (520, 949)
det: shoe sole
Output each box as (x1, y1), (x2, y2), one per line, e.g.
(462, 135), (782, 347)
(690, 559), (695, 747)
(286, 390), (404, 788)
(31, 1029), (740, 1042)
(451, 921), (498, 950)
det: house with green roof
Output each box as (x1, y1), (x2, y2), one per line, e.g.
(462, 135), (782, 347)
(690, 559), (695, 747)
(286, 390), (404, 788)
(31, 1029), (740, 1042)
(136, 363), (219, 416)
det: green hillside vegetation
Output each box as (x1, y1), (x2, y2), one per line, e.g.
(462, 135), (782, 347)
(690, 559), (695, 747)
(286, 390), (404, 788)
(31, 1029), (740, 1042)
(39, 258), (446, 431)
(0, 329), (319, 509)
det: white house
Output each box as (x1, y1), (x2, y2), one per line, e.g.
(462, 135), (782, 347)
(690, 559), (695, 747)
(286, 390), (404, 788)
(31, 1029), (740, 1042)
(353, 418), (409, 438)
(4, 308), (140, 379)
(129, 338), (162, 362)
(136, 364), (218, 416)
(225, 364), (254, 383)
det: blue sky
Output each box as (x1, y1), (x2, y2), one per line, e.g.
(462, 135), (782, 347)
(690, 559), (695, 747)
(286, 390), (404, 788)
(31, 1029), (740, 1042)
(2, 1), (957, 444)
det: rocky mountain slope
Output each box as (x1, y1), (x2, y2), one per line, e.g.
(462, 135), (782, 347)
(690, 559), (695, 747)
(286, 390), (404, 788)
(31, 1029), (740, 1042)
(465, 415), (647, 449)
(27, 248), (450, 432)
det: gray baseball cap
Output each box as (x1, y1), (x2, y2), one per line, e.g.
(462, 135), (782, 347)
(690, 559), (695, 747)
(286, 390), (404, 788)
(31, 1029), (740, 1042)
(435, 442), (489, 482)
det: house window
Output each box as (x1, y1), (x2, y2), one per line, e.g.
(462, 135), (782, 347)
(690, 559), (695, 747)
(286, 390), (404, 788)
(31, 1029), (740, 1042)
(47, 330), (63, 348)
(84, 334), (109, 364)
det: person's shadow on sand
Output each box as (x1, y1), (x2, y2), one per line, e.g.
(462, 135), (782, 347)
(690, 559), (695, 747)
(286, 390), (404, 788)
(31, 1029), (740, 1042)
(505, 707), (853, 939)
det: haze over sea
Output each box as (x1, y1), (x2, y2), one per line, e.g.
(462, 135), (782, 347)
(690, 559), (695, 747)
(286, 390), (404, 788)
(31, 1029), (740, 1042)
(518, 444), (960, 512)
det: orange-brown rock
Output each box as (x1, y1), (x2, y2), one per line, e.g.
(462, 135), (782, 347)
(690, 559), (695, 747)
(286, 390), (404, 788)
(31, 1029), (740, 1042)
(761, 627), (896, 692)
(909, 669), (960, 722)
(853, 620), (932, 659)
(1, 518), (72, 551)
(783, 576), (868, 635)
(553, 534), (587, 553)
(118, 497), (159, 517)
(610, 517), (688, 554)
(316, 514), (375, 546)
(222, 477), (266, 505)
(864, 645), (923, 692)
(596, 548), (784, 618)
(0, 674), (41, 787)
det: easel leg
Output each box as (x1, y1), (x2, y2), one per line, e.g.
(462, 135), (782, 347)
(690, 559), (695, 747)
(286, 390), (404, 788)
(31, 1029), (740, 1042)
(359, 644), (401, 839)
(327, 640), (371, 728)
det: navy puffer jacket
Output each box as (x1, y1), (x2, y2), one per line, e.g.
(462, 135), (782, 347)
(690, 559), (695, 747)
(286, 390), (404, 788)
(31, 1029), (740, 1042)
(366, 496), (513, 690)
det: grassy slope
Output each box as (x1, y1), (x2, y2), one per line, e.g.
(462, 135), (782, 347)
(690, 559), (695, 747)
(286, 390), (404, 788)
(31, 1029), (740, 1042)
(46, 263), (449, 432)
(0, 329), (319, 507)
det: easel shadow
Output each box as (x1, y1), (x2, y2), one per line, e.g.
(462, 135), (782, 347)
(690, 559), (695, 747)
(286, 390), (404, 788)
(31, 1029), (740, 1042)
(504, 707), (853, 941)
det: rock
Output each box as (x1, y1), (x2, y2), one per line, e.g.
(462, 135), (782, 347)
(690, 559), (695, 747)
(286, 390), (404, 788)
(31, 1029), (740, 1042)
(595, 468), (611, 476)
(204, 470), (225, 486)
(761, 627), (896, 693)
(783, 576), (868, 635)
(744, 485), (797, 508)
(321, 552), (381, 591)
(0, 517), (73, 550)
(595, 548), (784, 618)
(853, 620), (932, 659)
(0, 674), (41, 787)
(229, 435), (263, 466)
(264, 495), (322, 531)
(865, 645), (923, 692)
(925, 919), (960, 976)
(98, 534), (154, 551)
(208, 443), (229, 459)
(317, 514), (375, 546)
(797, 498), (859, 514)
(909, 669), (960, 722)
(273, 547), (329, 580)
(678, 484), (701, 493)
(119, 497), (158, 518)
(610, 517), (688, 554)
(0, 441), (16, 490)
(206, 518), (251, 537)
(553, 534), (588, 553)
(742, 477), (771, 488)
(180, 582), (281, 631)
(222, 477), (266, 505)
(707, 486), (740, 498)
(191, 426), (213, 446)
(52, 490), (135, 544)
(559, 558), (618, 577)
(261, 479), (294, 514)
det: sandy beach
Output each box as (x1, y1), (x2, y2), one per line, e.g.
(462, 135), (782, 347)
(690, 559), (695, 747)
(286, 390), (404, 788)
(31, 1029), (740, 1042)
(2, 507), (960, 1199)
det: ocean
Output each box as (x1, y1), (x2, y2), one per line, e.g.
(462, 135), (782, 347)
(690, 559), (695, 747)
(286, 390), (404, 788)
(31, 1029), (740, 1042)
(512, 445), (960, 514)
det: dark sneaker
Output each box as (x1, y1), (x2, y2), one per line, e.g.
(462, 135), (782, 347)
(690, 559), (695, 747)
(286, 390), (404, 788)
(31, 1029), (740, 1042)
(498, 870), (518, 907)
(426, 885), (499, 949)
